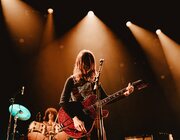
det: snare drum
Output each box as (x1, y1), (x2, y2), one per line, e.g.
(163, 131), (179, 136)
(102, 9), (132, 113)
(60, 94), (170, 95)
(28, 121), (46, 140)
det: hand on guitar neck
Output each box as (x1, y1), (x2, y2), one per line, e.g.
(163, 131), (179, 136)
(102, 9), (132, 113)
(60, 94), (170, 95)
(123, 83), (134, 96)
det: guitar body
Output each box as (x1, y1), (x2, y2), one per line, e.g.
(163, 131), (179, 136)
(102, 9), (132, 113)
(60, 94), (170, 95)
(58, 94), (108, 139)
(58, 108), (94, 138)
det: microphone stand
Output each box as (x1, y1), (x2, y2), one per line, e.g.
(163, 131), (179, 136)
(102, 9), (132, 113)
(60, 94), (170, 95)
(94, 59), (105, 140)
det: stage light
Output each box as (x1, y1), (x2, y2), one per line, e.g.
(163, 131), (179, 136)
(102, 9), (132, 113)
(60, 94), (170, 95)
(87, 11), (94, 17)
(126, 21), (132, 27)
(19, 38), (25, 43)
(48, 8), (53, 14)
(156, 29), (161, 35)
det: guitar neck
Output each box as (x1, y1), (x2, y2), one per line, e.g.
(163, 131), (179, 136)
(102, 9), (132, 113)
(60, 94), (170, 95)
(100, 87), (127, 106)
(83, 80), (147, 113)
(99, 79), (146, 106)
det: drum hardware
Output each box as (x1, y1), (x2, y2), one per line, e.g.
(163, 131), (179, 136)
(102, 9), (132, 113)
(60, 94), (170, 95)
(36, 112), (42, 122)
(12, 112), (19, 140)
(28, 121), (46, 134)
(7, 97), (15, 140)
(28, 121), (64, 140)
(9, 104), (31, 140)
(28, 121), (46, 140)
(6, 86), (31, 140)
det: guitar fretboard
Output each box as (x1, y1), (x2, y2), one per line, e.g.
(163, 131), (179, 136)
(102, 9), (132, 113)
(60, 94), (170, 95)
(100, 88), (126, 106)
(84, 80), (146, 112)
(98, 80), (145, 106)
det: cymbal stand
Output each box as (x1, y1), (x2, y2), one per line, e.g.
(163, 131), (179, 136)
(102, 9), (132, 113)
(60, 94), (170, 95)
(12, 115), (18, 140)
(94, 59), (105, 140)
(6, 87), (23, 140)
(6, 97), (15, 140)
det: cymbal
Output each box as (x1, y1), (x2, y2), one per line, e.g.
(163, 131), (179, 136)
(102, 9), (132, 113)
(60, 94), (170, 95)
(9, 104), (31, 121)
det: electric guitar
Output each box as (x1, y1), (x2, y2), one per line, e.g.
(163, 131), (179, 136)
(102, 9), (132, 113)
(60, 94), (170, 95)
(58, 79), (148, 138)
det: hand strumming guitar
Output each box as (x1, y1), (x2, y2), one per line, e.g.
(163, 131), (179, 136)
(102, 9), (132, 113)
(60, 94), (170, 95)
(124, 83), (134, 96)
(73, 116), (87, 133)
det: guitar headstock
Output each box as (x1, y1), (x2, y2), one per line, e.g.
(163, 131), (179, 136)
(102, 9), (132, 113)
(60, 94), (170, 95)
(132, 79), (149, 91)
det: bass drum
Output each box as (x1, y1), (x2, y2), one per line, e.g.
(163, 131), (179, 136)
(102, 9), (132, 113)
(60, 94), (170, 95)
(53, 131), (70, 140)
(27, 121), (46, 140)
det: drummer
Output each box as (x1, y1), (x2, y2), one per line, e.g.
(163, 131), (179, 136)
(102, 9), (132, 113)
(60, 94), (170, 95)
(43, 108), (57, 124)
(43, 107), (69, 140)
(43, 107), (59, 134)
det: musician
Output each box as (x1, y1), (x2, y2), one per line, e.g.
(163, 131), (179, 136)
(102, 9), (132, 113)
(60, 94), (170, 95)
(59, 49), (134, 140)
(43, 107), (68, 140)
(43, 107), (58, 131)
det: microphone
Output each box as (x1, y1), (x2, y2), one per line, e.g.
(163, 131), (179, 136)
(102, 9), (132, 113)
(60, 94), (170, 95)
(100, 59), (104, 63)
(21, 86), (25, 95)
(99, 59), (104, 66)
(94, 58), (105, 90)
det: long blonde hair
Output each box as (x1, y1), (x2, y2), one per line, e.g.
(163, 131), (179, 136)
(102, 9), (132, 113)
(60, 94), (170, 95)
(73, 49), (96, 82)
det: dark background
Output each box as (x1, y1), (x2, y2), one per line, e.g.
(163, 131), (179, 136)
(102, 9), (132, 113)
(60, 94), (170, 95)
(0, 0), (180, 140)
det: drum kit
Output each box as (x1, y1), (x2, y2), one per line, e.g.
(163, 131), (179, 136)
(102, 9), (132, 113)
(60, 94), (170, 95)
(6, 87), (66, 140)
(7, 103), (64, 140)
